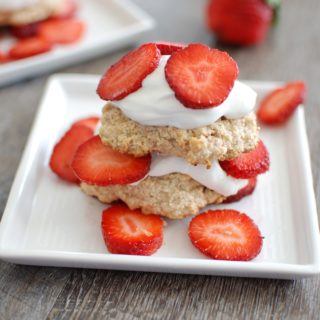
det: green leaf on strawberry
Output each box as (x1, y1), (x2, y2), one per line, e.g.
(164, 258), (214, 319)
(265, 0), (281, 26)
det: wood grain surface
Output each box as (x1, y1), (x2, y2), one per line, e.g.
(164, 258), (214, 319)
(0, 0), (319, 319)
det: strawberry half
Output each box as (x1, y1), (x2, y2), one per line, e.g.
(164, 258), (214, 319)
(101, 204), (163, 255)
(39, 18), (85, 44)
(165, 43), (238, 109)
(188, 209), (263, 261)
(71, 116), (100, 131)
(219, 140), (270, 179)
(9, 37), (52, 59)
(154, 41), (186, 55)
(72, 135), (151, 186)
(257, 81), (306, 125)
(223, 177), (257, 203)
(206, 0), (274, 46)
(49, 125), (93, 183)
(97, 43), (161, 101)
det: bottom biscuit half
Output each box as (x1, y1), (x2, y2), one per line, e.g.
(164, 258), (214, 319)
(81, 173), (225, 219)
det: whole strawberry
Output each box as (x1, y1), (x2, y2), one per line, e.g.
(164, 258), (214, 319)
(206, 0), (280, 46)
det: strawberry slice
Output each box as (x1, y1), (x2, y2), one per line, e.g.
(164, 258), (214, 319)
(219, 140), (270, 179)
(223, 177), (257, 203)
(49, 125), (93, 183)
(257, 81), (306, 125)
(165, 43), (238, 109)
(9, 37), (52, 59)
(97, 43), (161, 101)
(101, 204), (163, 255)
(51, 0), (78, 19)
(10, 23), (39, 38)
(71, 116), (100, 131)
(154, 41), (186, 55)
(0, 51), (9, 63)
(188, 209), (263, 261)
(39, 19), (85, 44)
(72, 135), (151, 186)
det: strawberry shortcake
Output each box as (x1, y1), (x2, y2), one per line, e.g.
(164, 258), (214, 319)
(65, 42), (270, 219)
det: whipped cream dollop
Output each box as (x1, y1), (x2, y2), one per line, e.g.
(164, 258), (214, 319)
(134, 154), (247, 197)
(114, 55), (257, 129)
(0, 0), (39, 10)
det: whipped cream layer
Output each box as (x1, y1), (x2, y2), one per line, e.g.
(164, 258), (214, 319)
(114, 55), (257, 129)
(0, 0), (39, 10)
(134, 154), (247, 197)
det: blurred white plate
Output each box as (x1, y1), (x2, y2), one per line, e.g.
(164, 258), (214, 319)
(0, 75), (319, 279)
(0, 0), (154, 86)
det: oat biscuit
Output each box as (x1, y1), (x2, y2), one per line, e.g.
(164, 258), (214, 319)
(0, 0), (63, 26)
(81, 173), (225, 219)
(99, 103), (260, 166)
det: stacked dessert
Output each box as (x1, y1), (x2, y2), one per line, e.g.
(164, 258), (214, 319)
(0, 0), (83, 62)
(0, 0), (67, 26)
(71, 43), (269, 219)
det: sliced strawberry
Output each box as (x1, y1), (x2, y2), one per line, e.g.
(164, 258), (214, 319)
(71, 116), (100, 131)
(188, 209), (262, 261)
(219, 140), (270, 179)
(49, 125), (93, 183)
(0, 51), (9, 63)
(165, 44), (238, 109)
(9, 37), (52, 59)
(154, 41), (186, 55)
(39, 19), (85, 44)
(97, 43), (161, 101)
(72, 135), (151, 186)
(257, 81), (306, 125)
(51, 0), (78, 19)
(101, 204), (163, 255)
(10, 23), (39, 38)
(223, 177), (257, 203)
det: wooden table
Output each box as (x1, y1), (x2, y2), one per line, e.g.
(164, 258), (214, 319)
(1, 0), (319, 318)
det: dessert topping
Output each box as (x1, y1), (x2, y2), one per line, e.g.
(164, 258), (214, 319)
(165, 43), (239, 109)
(72, 136), (151, 186)
(97, 43), (161, 101)
(219, 140), (270, 179)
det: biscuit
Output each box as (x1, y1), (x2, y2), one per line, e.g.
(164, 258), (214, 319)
(0, 0), (63, 26)
(81, 173), (225, 219)
(99, 103), (259, 166)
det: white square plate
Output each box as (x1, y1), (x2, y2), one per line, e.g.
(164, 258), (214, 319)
(0, 0), (154, 87)
(0, 75), (319, 279)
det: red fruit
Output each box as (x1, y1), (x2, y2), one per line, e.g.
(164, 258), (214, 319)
(97, 43), (161, 101)
(0, 51), (9, 63)
(49, 125), (93, 183)
(72, 135), (151, 186)
(51, 0), (78, 19)
(71, 116), (100, 131)
(39, 19), (85, 44)
(207, 0), (273, 46)
(188, 209), (263, 261)
(257, 81), (306, 125)
(10, 23), (39, 38)
(220, 140), (270, 179)
(9, 37), (52, 59)
(101, 204), (163, 255)
(154, 41), (186, 55)
(223, 177), (257, 203)
(165, 43), (238, 109)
